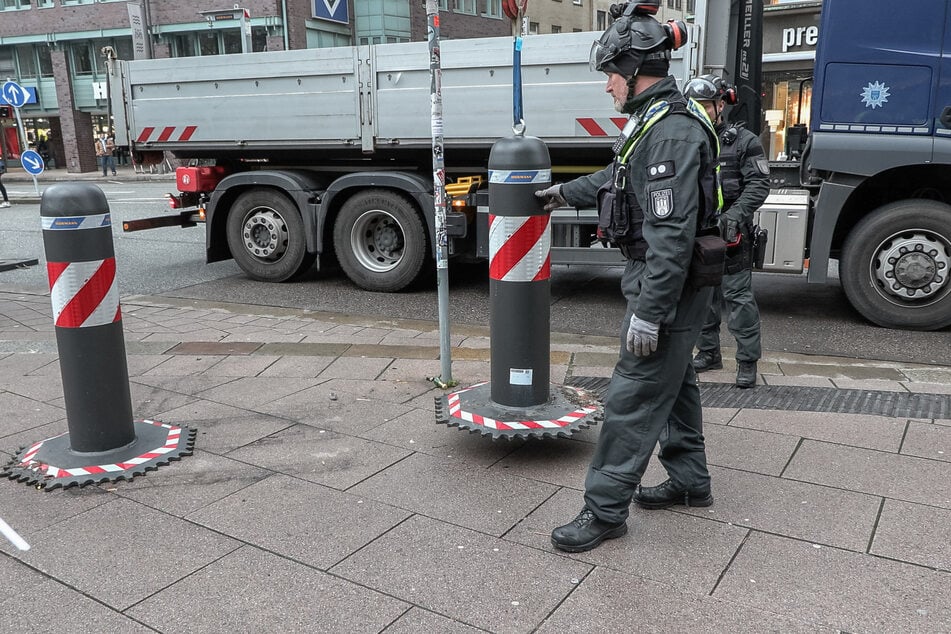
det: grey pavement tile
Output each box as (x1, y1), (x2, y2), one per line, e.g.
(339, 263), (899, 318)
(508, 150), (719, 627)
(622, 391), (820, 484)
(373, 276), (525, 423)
(871, 499), (951, 571)
(333, 514), (591, 633)
(153, 399), (296, 454)
(779, 363), (906, 381)
(379, 357), (446, 382)
(124, 353), (171, 376)
(730, 409), (907, 453)
(141, 354), (225, 375)
(129, 381), (199, 419)
(319, 376), (437, 405)
(187, 474), (411, 569)
(508, 488), (749, 596)
(166, 341), (262, 355)
(902, 382), (951, 395)
(0, 555), (152, 631)
(680, 465), (882, 551)
(383, 607), (485, 633)
(199, 353), (279, 377)
(831, 378), (909, 392)
(0, 419), (66, 458)
(704, 422), (800, 476)
(130, 373), (239, 396)
(221, 330), (306, 343)
(348, 452), (558, 536)
(104, 450), (270, 517)
(0, 479), (109, 545)
(196, 376), (322, 408)
(901, 367), (951, 383)
(360, 406), (525, 467)
(784, 439), (951, 509)
(258, 386), (412, 435)
(937, 417), (951, 427)
(0, 373), (65, 403)
(489, 438), (595, 489)
(128, 544), (409, 634)
(713, 532), (951, 633)
(226, 424), (412, 490)
(0, 352), (60, 376)
(17, 497), (239, 610)
(256, 354), (336, 377)
(762, 374), (836, 388)
(0, 391), (65, 438)
(568, 364), (613, 378)
(537, 565), (829, 634)
(315, 355), (394, 380)
(139, 329), (229, 342)
(704, 406), (739, 424)
(698, 368), (737, 384)
(901, 421), (951, 462)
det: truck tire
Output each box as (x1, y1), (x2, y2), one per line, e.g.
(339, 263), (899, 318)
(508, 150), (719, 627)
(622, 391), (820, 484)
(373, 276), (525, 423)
(840, 199), (951, 330)
(333, 190), (429, 292)
(226, 190), (315, 282)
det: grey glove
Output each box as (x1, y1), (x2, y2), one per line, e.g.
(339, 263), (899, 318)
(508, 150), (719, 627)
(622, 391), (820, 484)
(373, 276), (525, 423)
(535, 184), (566, 212)
(626, 315), (660, 357)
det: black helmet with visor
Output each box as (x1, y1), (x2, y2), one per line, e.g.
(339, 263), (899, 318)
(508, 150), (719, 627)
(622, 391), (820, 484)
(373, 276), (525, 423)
(590, 2), (687, 77)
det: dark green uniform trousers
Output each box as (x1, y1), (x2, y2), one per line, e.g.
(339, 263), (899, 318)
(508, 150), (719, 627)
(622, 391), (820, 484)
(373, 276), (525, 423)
(696, 266), (762, 362)
(584, 260), (713, 525)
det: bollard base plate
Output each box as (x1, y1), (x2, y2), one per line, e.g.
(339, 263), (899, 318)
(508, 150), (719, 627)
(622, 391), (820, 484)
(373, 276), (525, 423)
(2, 420), (196, 491)
(435, 382), (601, 440)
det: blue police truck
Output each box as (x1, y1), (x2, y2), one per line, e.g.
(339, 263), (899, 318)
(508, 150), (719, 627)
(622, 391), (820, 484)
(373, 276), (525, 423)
(801, 0), (951, 330)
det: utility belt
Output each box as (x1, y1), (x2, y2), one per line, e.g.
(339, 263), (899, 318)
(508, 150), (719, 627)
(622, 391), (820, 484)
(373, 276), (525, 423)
(617, 243), (647, 261)
(724, 222), (770, 273)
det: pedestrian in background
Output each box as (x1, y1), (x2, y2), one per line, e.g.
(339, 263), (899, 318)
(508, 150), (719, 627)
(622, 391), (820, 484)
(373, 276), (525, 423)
(0, 154), (10, 208)
(685, 75), (770, 388)
(96, 132), (116, 177)
(536, 2), (719, 553)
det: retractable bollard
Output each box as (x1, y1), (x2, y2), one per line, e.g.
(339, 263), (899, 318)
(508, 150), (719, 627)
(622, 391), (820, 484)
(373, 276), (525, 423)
(2, 184), (195, 490)
(435, 135), (601, 440)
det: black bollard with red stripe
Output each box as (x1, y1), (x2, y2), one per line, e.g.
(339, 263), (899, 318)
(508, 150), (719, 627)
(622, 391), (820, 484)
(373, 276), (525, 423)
(435, 135), (602, 440)
(2, 183), (195, 490)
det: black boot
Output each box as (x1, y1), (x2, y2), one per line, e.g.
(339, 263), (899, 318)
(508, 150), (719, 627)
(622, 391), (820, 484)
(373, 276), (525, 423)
(551, 507), (627, 553)
(633, 479), (713, 509)
(692, 349), (723, 372)
(736, 361), (758, 388)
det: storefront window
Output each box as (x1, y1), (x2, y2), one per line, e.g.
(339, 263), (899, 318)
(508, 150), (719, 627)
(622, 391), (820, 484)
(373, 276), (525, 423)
(762, 73), (812, 160)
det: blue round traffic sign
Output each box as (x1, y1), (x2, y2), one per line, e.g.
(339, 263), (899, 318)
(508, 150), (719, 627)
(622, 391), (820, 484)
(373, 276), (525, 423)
(1, 81), (29, 109)
(21, 150), (45, 175)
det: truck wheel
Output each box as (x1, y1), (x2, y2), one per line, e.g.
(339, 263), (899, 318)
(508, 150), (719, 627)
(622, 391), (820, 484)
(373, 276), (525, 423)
(333, 191), (429, 292)
(840, 199), (951, 330)
(226, 190), (315, 282)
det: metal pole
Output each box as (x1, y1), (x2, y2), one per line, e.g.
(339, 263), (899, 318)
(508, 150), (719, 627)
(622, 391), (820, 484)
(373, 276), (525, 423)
(426, 0), (453, 387)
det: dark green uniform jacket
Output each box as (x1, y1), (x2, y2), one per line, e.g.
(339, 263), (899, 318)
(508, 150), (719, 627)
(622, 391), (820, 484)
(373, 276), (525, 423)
(561, 75), (718, 325)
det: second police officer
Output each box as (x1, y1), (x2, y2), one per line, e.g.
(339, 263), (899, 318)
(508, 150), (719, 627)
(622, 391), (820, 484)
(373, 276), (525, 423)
(536, 1), (722, 552)
(685, 75), (770, 388)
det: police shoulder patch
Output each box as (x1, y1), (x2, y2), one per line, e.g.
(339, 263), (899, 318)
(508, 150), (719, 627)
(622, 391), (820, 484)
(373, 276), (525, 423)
(647, 160), (676, 181)
(650, 188), (675, 218)
(755, 158), (770, 175)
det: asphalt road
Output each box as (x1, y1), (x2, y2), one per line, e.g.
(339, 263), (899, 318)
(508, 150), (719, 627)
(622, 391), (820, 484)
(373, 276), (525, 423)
(0, 180), (948, 366)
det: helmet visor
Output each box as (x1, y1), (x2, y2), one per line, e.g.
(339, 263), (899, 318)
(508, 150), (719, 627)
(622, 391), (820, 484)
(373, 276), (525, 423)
(589, 39), (619, 73)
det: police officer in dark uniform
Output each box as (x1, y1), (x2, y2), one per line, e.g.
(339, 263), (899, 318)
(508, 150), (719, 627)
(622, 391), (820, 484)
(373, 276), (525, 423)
(685, 75), (770, 388)
(536, 1), (720, 553)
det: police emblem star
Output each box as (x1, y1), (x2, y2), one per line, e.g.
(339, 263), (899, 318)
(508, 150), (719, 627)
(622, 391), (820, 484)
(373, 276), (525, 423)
(650, 188), (674, 218)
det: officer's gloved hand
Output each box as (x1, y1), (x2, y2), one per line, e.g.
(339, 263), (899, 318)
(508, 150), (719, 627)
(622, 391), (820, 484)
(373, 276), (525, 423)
(535, 184), (566, 212)
(718, 214), (741, 246)
(626, 315), (660, 356)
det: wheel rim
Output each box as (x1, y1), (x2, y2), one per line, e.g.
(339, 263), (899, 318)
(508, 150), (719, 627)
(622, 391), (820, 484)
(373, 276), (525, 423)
(348, 209), (405, 273)
(870, 228), (951, 304)
(241, 208), (288, 261)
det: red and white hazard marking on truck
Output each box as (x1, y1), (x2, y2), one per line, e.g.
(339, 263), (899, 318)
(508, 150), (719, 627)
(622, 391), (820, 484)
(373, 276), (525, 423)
(445, 383), (597, 431)
(136, 125), (198, 143)
(575, 117), (628, 136)
(17, 421), (186, 478)
(488, 214), (551, 282)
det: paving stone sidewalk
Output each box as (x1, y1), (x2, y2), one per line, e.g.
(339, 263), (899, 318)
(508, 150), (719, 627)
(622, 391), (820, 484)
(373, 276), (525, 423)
(0, 287), (949, 632)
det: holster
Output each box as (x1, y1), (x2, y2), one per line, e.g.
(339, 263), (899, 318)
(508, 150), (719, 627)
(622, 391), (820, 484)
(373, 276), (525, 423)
(751, 225), (769, 269)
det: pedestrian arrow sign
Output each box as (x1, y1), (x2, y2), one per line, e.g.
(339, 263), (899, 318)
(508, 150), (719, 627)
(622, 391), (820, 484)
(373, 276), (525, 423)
(1, 81), (30, 109)
(20, 150), (44, 176)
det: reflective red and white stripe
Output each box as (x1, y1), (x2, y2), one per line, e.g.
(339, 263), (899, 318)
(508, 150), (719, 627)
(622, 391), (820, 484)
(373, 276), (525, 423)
(47, 259), (120, 328)
(17, 421), (184, 478)
(136, 126), (198, 143)
(446, 384), (596, 430)
(576, 117), (628, 136)
(489, 214), (551, 282)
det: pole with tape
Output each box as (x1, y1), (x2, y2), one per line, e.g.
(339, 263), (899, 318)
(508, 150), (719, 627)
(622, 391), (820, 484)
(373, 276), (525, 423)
(435, 134), (600, 438)
(3, 183), (195, 490)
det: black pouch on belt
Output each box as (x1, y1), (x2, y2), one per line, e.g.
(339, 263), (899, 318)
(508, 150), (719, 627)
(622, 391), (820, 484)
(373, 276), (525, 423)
(689, 232), (727, 287)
